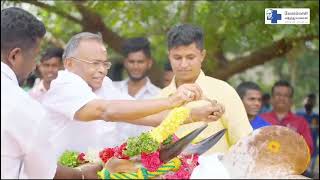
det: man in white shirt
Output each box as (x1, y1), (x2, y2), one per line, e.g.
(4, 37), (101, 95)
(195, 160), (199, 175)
(42, 32), (225, 158)
(113, 37), (161, 137)
(1, 7), (101, 179)
(113, 37), (160, 100)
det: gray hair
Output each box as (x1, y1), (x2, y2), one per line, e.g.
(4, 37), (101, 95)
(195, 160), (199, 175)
(62, 32), (103, 60)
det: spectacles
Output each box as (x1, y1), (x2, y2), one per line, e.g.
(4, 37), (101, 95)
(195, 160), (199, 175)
(69, 56), (112, 69)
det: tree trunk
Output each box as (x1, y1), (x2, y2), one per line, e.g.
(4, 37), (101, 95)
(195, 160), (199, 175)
(209, 36), (318, 80)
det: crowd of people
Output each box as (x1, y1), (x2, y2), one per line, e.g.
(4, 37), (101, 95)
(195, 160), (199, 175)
(1, 7), (318, 179)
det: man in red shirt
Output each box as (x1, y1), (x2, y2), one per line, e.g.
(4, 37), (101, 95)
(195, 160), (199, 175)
(260, 80), (314, 155)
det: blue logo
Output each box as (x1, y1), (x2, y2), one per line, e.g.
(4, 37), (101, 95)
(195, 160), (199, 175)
(266, 9), (282, 23)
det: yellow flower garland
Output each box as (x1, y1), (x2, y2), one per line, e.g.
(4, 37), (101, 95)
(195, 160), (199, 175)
(149, 107), (190, 143)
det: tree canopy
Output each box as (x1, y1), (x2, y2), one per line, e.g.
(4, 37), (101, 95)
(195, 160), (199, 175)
(2, 0), (319, 107)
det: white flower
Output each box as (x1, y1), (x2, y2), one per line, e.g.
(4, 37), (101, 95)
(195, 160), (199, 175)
(85, 148), (103, 164)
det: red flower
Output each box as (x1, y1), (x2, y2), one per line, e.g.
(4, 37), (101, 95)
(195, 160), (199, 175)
(77, 152), (86, 163)
(181, 153), (199, 167)
(114, 143), (129, 160)
(141, 151), (163, 172)
(99, 148), (115, 163)
(164, 154), (199, 179)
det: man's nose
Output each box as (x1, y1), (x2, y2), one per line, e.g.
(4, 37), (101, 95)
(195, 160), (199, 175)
(180, 59), (189, 68)
(254, 100), (261, 107)
(97, 64), (107, 74)
(48, 66), (57, 72)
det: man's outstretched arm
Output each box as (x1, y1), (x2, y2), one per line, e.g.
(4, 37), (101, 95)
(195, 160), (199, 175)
(74, 84), (203, 124)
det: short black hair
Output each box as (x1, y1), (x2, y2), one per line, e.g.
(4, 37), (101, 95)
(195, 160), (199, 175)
(236, 81), (261, 99)
(262, 93), (271, 101)
(167, 24), (204, 50)
(122, 37), (151, 58)
(271, 80), (294, 97)
(164, 61), (172, 71)
(40, 47), (64, 63)
(307, 93), (316, 100)
(1, 7), (46, 55)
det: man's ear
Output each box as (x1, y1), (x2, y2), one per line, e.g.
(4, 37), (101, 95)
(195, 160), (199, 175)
(147, 58), (153, 69)
(63, 58), (73, 70)
(200, 49), (206, 63)
(7, 48), (22, 67)
(123, 58), (129, 69)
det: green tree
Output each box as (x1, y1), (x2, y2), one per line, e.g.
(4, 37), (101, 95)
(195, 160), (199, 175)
(2, 0), (319, 87)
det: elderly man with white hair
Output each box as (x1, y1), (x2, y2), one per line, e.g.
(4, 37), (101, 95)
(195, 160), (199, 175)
(41, 32), (225, 159)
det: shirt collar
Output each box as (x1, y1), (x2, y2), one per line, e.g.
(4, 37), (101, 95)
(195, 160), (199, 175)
(1, 61), (19, 86)
(167, 70), (205, 91)
(270, 111), (293, 121)
(123, 77), (153, 93)
(144, 77), (153, 93)
(37, 80), (47, 92)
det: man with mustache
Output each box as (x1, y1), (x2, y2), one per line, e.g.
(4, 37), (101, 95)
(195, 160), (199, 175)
(113, 37), (160, 100)
(41, 32), (225, 158)
(113, 37), (161, 138)
(260, 80), (314, 154)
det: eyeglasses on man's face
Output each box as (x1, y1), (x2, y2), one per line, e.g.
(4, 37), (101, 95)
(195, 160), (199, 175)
(69, 56), (112, 69)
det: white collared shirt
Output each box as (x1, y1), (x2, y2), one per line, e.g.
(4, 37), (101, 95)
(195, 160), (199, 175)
(42, 70), (154, 157)
(29, 79), (48, 102)
(113, 77), (161, 100)
(1, 62), (57, 179)
(112, 77), (160, 137)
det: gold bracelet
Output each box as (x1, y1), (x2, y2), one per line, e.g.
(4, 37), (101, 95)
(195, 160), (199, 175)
(77, 167), (85, 180)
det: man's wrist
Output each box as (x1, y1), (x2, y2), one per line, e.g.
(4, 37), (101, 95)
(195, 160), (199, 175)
(188, 108), (196, 123)
(168, 93), (179, 108)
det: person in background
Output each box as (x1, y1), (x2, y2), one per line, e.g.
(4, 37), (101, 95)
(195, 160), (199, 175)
(260, 80), (314, 155)
(112, 37), (162, 137)
(113, 37), (160, 100)
(297, 93), (319, 177)
(259, 93), (272, 113)
(162, 60), (174, 88)
(22, 72), (37, 91)
(29, 47), (64, 102)
(236, 81), (270, 130)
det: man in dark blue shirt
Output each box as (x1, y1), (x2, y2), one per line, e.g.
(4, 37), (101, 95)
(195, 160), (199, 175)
(297, 93), (319, 176)
(236, 82), (270, 130)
